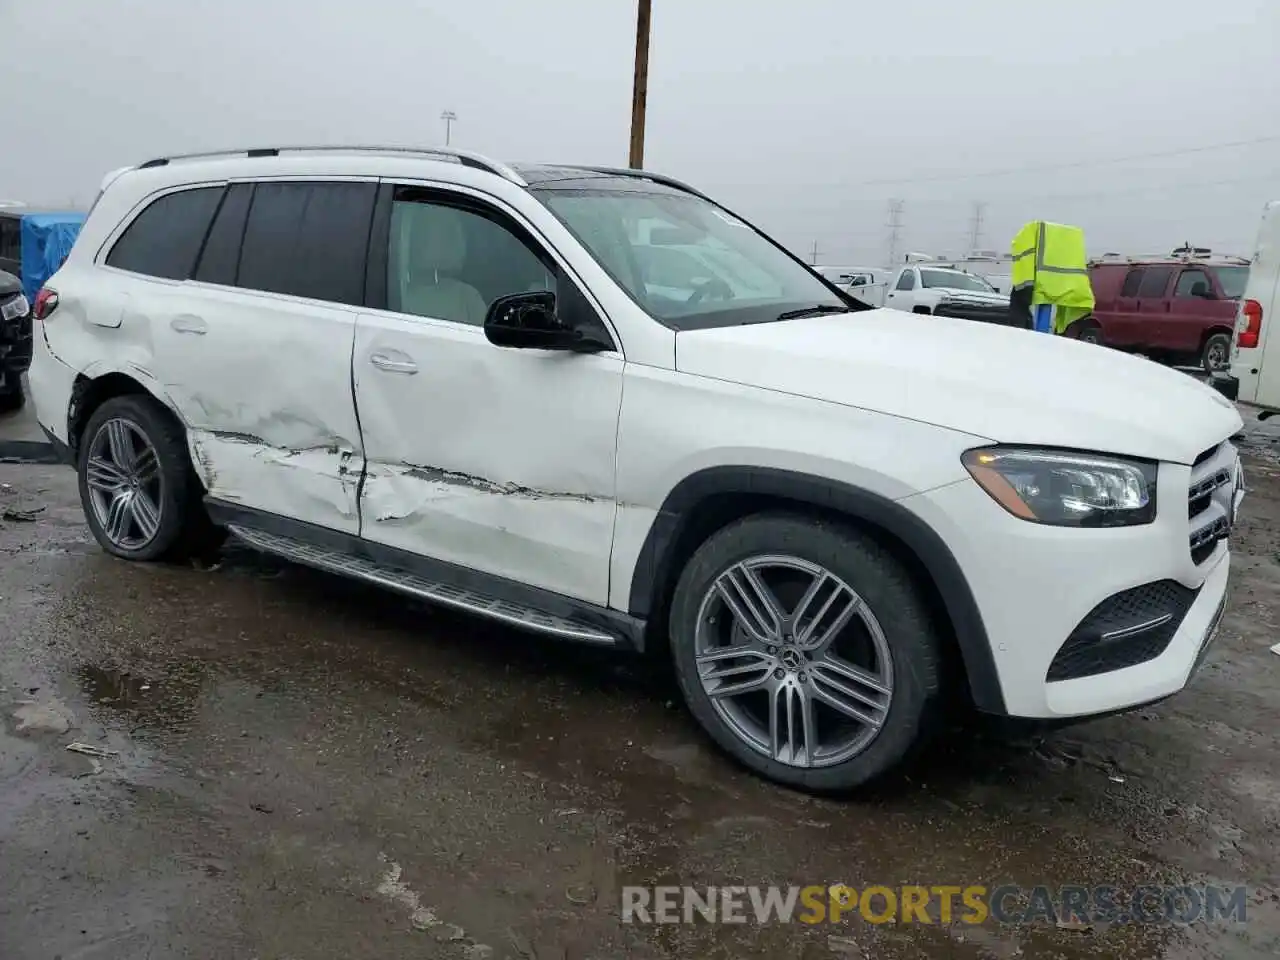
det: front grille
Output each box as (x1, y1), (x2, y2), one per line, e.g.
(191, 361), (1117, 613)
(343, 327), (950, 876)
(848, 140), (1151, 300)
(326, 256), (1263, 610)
(1047, 580), (1199, 681)
(934, 301), (1009, 325)
(1186, 443), (1238, 564)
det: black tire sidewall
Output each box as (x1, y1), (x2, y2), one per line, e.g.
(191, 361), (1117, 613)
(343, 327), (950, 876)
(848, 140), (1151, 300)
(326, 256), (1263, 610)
(668, 513), (942, 792)
(77, 395), (194, 562)
(1202, 333), (1231, 374)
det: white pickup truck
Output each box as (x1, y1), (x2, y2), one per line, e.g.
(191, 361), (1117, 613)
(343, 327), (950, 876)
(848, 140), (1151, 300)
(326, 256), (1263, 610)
(884, 264), (1011, 324)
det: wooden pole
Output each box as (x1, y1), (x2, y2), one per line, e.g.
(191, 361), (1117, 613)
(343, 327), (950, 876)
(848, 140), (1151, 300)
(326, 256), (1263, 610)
(628, 0), (652, 169)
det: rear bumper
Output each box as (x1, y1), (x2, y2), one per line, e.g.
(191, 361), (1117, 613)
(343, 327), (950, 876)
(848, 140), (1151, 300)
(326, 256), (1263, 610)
(40, 424), (72, 464)
(1210, 373), (1240, 402)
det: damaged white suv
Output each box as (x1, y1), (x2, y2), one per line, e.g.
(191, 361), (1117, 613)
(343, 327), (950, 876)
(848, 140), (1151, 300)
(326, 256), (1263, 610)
(29, 146), (1244, 791)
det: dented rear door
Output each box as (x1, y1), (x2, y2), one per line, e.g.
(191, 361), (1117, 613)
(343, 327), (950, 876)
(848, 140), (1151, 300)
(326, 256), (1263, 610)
(157, 179), (377, 532)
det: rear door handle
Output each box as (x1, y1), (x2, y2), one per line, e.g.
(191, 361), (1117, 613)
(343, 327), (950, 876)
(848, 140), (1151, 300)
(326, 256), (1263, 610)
(370, 352), (418, 375)
(171, 315), (207, 335)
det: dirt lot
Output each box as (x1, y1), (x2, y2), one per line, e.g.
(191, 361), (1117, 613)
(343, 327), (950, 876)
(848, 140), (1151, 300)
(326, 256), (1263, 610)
(0, 429), (1278, 960)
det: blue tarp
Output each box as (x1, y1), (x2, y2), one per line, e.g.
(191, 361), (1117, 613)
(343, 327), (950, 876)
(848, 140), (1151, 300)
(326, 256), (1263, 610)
(19, 212), (85, 302)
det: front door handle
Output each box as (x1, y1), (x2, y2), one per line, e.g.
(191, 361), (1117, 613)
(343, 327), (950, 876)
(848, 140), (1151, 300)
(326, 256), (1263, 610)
(370, 353), (418, 375)
(171, 315), (207, 335)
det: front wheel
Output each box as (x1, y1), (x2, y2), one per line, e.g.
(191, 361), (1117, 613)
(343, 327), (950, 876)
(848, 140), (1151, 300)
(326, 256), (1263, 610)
(1201, 332), (1232, 376)
(668, 513), (944, 792)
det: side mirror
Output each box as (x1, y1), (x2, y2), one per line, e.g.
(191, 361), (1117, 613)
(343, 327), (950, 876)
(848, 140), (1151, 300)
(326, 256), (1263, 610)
(483, 291), (610, 352)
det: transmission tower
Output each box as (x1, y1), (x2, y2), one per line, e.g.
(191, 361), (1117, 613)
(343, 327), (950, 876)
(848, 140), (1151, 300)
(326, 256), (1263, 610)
(885, 199), (905, 266)
(966, 201), (987, 255)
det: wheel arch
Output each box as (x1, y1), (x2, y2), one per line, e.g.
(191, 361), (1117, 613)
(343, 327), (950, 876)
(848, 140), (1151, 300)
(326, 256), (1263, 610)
(628, 465), (1006, 714)
(1199, 325), (1234, 348)
(67, 370), (176, 461)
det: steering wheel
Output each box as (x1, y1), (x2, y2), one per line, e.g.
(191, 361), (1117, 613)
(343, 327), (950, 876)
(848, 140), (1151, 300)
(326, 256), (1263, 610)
(686, 277), (734, 305)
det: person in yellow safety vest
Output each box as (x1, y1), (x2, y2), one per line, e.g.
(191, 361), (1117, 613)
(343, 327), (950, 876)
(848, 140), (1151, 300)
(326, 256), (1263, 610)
(1008, 221), (1096, 334)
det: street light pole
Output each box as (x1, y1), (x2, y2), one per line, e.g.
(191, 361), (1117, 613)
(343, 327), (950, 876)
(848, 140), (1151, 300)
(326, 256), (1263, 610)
(628, 0), (652, 169)
(441, 110), (457, 146)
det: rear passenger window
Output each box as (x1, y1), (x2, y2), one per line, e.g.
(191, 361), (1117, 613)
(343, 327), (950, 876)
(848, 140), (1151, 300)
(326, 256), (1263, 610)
(1137, 266), (1173, 298)
(1120, 269), (1143, 297)
(236, 181), (376, 306)
(895, 270), (915, 291)
(105, 187), (224, 280)
(194, 183), (253, 286)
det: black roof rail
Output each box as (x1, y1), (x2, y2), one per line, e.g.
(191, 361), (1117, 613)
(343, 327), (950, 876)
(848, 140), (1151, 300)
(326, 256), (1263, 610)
(133, 145), (528, 185)
(553, 164), (712, 200)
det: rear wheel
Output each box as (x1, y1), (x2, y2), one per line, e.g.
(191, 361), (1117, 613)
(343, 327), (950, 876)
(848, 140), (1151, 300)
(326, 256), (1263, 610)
(668, 513), (944, 792)
(1201, 332), (1232, 375)
(77, 394), (221, 561)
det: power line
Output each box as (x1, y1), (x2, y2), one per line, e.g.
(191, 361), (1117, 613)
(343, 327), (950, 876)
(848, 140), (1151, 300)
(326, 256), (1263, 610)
(848, 135), (1280, 188)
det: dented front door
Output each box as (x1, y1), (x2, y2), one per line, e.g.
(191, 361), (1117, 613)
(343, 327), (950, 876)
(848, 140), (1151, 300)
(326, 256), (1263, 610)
(353, 312), (623, 605)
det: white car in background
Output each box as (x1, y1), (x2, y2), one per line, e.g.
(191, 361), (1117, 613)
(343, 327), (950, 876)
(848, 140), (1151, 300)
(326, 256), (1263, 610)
(885, 264), (1011, 324)
(28, 144), (1243, 793)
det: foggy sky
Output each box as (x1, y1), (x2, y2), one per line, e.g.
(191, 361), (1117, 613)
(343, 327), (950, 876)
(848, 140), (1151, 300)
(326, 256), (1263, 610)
(2, 0), (1277, 265)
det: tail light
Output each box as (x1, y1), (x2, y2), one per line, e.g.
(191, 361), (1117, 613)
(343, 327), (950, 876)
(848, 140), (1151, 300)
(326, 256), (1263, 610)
(1238, 299), (1262, 349)
(33, 287), (59, 322)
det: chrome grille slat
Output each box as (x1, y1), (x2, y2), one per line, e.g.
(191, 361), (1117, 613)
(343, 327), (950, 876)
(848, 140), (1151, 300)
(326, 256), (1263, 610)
(1186, 442), (1240, 565)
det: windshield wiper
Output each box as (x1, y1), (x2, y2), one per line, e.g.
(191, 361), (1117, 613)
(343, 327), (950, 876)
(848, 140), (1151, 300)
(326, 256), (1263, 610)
(776, 304), (850, 320)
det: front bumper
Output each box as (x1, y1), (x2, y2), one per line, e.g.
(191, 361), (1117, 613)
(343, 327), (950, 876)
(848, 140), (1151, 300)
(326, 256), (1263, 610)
(0, 294), (33, 387)
(905, 443), (1240, 719)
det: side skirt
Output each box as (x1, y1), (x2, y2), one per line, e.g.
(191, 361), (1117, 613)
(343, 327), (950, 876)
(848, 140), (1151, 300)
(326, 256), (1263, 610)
(206, 499), (646, 651)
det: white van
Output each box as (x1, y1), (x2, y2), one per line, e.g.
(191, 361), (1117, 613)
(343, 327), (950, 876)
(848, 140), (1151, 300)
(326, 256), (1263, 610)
(1226, 201), (1280, 418)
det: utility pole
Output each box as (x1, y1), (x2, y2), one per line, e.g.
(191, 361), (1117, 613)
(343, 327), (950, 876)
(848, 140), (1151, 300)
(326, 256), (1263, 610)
(628, 0), (652, 169)
(441, 110), (457, 146)
(885, 199), (905, 266)
(809, 239), (821, 265)
(966, 201), (987, 255)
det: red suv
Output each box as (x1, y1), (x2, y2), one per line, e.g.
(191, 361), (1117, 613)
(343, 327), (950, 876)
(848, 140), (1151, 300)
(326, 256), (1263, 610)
(1073, 255), (1250, 373)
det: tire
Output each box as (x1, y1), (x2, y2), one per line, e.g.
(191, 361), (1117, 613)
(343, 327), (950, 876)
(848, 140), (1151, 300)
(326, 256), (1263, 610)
(668, 512), (944, 792)
(0, 379), (24, 414)
(77, 394), (221, 562)
(1201, 332), (1232, 376)
(1073, 321), (1101, 345)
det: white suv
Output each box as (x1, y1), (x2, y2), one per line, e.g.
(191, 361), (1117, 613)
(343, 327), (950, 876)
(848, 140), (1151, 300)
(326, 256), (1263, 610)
(28, 146), (1245, 791)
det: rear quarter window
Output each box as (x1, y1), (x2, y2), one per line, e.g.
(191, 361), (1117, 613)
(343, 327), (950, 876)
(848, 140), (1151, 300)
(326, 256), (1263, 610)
(105, 186), (224, 280)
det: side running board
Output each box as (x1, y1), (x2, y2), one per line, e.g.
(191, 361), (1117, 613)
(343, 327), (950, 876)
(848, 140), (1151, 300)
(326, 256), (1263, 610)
(226, 524), (620, 646)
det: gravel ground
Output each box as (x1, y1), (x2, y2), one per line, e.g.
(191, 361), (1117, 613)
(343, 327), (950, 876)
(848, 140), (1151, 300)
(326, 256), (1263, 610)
(0, 421), (1277, 959)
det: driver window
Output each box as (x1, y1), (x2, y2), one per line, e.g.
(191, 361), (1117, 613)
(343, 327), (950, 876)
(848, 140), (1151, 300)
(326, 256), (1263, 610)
(895, 270), (916, 291)
(1174, 269), (1211, 298)
(388, 192), (556, 326)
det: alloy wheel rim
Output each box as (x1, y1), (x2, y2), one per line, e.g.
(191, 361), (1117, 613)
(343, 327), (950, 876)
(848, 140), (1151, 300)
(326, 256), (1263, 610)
(85, 418), (163, 550)
(693, 555), (894, 769)
(1208, 342), (1228, 370)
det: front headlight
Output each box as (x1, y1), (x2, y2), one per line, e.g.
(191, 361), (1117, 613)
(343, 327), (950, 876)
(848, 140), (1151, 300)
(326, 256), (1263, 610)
(962, 447), (1158, 527)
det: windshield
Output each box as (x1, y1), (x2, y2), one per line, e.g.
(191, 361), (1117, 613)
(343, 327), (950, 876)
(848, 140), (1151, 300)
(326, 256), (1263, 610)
(919, 269), (995, 292)
(532, 187), (846, 330)
(1215, 265), (1249, 299)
